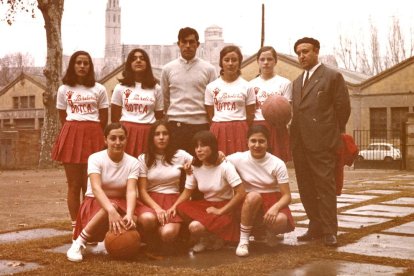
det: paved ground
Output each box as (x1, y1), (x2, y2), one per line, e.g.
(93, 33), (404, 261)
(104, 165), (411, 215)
(0, 166), (413, 275)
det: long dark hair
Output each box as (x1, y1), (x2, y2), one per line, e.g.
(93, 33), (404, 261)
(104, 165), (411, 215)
(62, 50), (95, 87)
(219, 45), (243, 77)
(145, 120), (177, 168)
(118, 48), (157, 89)
(192, 130), (219, 167)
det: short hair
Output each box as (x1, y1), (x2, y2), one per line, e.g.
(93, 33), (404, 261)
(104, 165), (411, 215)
(62, 50), (96, 87)
(247, 125), (270, 142)
(256, 46), (278, 63)
(219, 45), (243, 76)
(178, 27), (199, 42)
(192, 130), (219, 167)
(294, 37), (320, 54)
(118, 48), (157, 89)
(104, 122), (127, 137)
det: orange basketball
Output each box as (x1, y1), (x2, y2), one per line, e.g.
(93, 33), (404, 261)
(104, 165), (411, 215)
(261, 95), (292, 127)
(104, 229), (141, 259)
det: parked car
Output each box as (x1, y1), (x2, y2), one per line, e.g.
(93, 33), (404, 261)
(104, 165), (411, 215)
(357, 143), (401, 161)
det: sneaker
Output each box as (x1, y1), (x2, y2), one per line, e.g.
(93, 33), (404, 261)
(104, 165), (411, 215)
(192, 237), (209, 253)
(67, 241), (85, 262)
(265, 230), (282, 247)
(235, 243), (249, 257)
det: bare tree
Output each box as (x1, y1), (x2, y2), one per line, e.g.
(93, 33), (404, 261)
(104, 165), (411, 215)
(0, 52), (35, 86)
(1, 0), (64, 168)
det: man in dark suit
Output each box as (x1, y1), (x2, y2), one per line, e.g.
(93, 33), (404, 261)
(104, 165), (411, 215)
(290, 37), (350, 246)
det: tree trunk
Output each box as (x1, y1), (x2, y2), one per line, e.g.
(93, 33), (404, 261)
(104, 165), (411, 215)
(37, 0), (64, 168)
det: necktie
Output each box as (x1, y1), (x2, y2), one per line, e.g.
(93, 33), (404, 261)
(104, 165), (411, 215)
(303, 71), (309, 87)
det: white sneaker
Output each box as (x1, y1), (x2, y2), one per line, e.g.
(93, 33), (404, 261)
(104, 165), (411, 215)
(236, 243), (249, 257)
(265, 230), (282, 247)
(192, 237), (209, 253)
(67, 241), (85, 262)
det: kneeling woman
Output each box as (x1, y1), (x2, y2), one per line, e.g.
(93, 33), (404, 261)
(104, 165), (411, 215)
(227, 125), (295, 257)
(169, 130), (246, 253)
(67, 123), (141, 262)
(136, 120), (193, 254)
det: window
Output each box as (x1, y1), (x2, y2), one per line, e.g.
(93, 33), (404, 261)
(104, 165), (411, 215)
(29, 96), (35, 108)
(391, 107), (408, 138)
(370, 108), (387, 139)
(11, 96), (35, 109)
(13, 97), (19, 109)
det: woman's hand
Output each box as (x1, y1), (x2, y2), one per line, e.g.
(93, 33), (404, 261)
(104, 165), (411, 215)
(122, 214), (136, 230)
(263, 206), (279, 225)
(166, 206), (177, 218)
(206, 206), (221, 215)
(108, 209), (126, 235)
(155, 208), (168, 226)
(183, 162), (193, 175)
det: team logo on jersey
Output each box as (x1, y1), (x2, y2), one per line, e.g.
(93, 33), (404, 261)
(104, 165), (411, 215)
(66, 90), (74, 107)
(124, 89), (133, 105)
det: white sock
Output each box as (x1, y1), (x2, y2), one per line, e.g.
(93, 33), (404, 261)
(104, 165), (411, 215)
(76, 230), (90, 247)
(240, 224), (253, 245)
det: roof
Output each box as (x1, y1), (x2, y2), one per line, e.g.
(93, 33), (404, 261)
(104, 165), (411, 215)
(0, 72), (47, 97)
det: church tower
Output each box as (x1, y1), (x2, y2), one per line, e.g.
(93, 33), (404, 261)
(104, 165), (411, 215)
(104, 0), (122, 71)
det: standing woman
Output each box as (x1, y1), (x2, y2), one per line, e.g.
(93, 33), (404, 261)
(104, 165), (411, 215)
(169, 130), (246, 253)
(205, 45), (256, 155)
(52, 50), (109, 234)
(227, 125), (294, 257)
(249, 46), (292, 162)
(111, 48), (164, 157)
(67, 123), (141, 262)
(136, 120), (193, 254)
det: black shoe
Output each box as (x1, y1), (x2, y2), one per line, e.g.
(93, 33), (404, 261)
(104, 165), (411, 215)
(323, 234), (338, 246)
(297, 231), (323, 241)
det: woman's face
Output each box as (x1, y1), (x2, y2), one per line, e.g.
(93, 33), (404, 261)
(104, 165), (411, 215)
(130, 51), (147, 74)
(153, 124), (170, 153)
(74, 55), (90, 78)
(221, 51), (240, 75)
(248, 132), (268, 159)
(257, 50), (276, 76)
(195, 142), (212, 164)
(105, 128), (127, 154)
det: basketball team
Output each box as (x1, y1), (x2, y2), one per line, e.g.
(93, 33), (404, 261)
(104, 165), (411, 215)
(51, 27), (350, 262)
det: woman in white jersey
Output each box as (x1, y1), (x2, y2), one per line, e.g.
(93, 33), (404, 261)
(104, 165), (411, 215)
(67, 123), (142, 262)
(227, 125), (294, 257)
(52, 51), (109, 234)
(111, 48), (164, 157)
(170, 130), (246, 253)
(136, 120), (192, 255)
(205, 45), (256, 155)
(249, 46), (293, 162)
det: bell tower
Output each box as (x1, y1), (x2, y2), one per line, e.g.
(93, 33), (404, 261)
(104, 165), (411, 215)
(104, 0), (122, 69)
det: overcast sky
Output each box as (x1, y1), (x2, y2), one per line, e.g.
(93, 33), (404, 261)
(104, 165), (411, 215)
(0, 0), (413, 66)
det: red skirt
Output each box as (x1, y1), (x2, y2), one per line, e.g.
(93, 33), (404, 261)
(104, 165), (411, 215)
(177, 199), (240, 242)
(210, 121), (248, 155)
(253, 120), (291, 162)
(255, 192), (295, 233)
(73, 196), (145, 242)
(136, 192), (183, 223)
(51, 121), (105, 164)
(121, 122), (151, 157)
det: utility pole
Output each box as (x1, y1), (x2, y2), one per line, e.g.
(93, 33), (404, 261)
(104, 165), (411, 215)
(261, 3), (265, 48)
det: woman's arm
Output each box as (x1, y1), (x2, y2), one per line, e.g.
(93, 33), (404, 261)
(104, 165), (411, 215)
(110, 104), (122, 123)
(166, 188), (193, 218)
(155, 110), (164, 120)
(138, 177), (169, 225)
(124, 178), (137, 229)
(207, 184), (246, 215)
(99, 108), (108, 130)
(90, 173), (125, 234)
(263, 183), (291, 224)
(205, 105), (214, 124)
(58, 110), (67, 126)
(245, 104), (256, 126)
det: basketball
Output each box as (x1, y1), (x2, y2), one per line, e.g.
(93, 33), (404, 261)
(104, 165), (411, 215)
(104, 229), (141, 259)
(261, 95), (292, 127)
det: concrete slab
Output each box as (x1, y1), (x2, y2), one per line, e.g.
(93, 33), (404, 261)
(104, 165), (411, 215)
(337, 194), (377, 204)
(270, 260), (407, 275)
(49, 242), (108, 256)
(0, 228), (71, 244)
(383, 221), (414, 235)
(291, 192), (301, 200)
(0, 260), (42, 275)
(342, 204), (414, 217)
(359, 180), (394, 185)
(381, 197), (414, 205)
(298, 215), (389, 229)
(289, 202), (351, 213)
(338, 234), (414, 260)
(355, 189), (398, 195)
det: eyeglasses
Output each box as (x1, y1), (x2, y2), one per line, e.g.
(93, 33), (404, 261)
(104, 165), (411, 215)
(75, 61), (90, 66)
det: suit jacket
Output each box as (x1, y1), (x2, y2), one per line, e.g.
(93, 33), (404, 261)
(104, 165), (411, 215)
(290, 64), (351, 152)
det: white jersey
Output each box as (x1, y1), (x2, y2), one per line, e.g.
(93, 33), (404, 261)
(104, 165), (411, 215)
(138, 150), (193, 194)
(56, 83), (109, 122)
(85, 150), (139, 198)
(185, 160), (242, 201)
(205, 76), (256, 122)
(227, 151), (289, 193)
(111, 83), (163, 124)
(249, 75), (292, 121)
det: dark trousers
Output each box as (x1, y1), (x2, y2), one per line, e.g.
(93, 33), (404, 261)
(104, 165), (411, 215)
(292, 140), (338, 235)
(168, 121), (210, 200)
